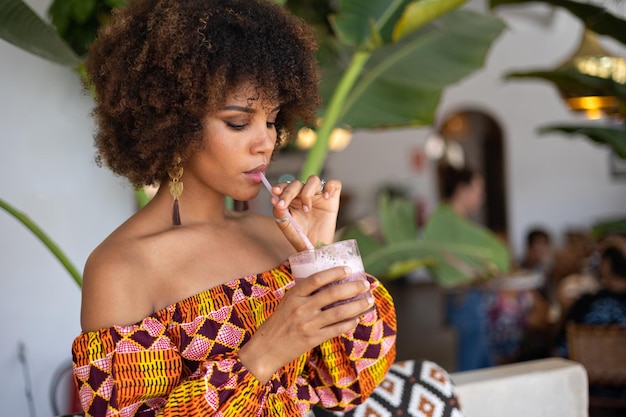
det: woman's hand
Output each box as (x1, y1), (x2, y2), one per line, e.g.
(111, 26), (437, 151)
(238, 266), (374, 384)
(269, 175), (340, 251)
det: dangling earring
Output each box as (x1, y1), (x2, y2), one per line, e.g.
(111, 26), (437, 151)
(168, 157), (183, 226)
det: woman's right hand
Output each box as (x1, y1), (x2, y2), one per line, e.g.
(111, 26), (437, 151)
(238, 266), (374, 384)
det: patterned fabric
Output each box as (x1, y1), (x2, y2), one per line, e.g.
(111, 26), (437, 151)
(313, 360), (464, 417)
(72, 261), (397, 417)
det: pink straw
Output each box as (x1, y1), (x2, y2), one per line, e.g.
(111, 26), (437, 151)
(259, 173), (314, 250)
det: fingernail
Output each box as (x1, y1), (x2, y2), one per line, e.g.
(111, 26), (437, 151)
(367, 294), (375, 304)
(303, 205), (310, 213)
(344, 267), (351, 275)
(278, 200), (286, 208)
(362, 280), (370, 289)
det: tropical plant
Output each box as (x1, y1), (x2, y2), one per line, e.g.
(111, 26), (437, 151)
(489, 0), (626, 237)
(296, 0), (506, 178)
(0, 0), (507, 283)
(340, 194), (510, 280)
(489, 0), (626, 158)
(0, 199), (83, 286)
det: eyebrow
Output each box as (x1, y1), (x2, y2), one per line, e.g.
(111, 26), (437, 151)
(221, 105), (281, 113)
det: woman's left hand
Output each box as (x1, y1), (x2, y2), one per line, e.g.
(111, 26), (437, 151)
(269, 175), (340, 251)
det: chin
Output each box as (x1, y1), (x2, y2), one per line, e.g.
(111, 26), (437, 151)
(230, 190), (261, 203)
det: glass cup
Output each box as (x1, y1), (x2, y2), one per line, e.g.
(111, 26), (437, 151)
(288, 239), (368, 309)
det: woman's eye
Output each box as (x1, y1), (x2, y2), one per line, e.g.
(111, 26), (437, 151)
(226, 122), (247, 130)
(267, 121), (276, 129)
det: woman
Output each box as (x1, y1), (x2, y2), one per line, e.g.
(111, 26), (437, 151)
(422, 166), (509, 371)
(71, 1), (396, 416)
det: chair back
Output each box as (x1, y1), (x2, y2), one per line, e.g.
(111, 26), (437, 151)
(567, 323), (626, 385)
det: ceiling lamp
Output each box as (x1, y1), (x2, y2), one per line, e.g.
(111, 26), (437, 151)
(295, 126), (353, 152)
(557, 29), (626, 120)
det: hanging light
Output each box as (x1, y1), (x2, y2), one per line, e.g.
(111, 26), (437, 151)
(295, 125), (353, 151)
(557, 29), (626, 120)
(425, 133), (446, 160)
(296, 127), (317, 150)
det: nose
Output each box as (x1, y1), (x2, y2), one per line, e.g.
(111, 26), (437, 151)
(251, 123), (277, 155)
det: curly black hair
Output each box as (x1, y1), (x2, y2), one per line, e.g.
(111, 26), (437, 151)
(86, 0), (320, 186)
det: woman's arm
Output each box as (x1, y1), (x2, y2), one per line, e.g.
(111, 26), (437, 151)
(73, 324), (279, 416)
(308, 276), (397, 411)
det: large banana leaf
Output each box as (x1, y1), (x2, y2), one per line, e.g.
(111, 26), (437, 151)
(302, 0), (505, 177)
(507, 69), (626, 104)
(538, 124), (626, 158)
(378, 194), (418, 243)
(392, 0), (467, 41)
(340, 196), (510, 280)
(334, 10), (506, 128)
(329, 0), (415, 47)
(421, 204), (510, 286)
(490, 0), (626, 46)
(0, 0), (81, 67)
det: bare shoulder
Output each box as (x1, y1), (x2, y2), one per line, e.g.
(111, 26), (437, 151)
(80, 230), (153, 332)
(238, 211), (294, 256)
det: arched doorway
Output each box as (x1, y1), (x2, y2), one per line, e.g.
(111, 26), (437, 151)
(432, 109), (508, 238)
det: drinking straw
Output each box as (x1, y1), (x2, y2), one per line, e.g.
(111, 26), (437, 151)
(259, 173), (314, 250)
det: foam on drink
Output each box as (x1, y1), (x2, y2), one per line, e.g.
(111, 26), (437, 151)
(289, 239), (367, 309)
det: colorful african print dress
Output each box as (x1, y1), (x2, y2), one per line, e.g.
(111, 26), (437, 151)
(72, 261), (397, 417)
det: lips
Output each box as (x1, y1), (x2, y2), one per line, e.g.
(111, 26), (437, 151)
(244, 164), (267, 183)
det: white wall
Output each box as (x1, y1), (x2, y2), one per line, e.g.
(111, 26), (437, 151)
(0, 2), (135, 416)
(1, 1), (626, 416)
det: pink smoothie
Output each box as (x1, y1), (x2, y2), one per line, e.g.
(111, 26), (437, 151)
(289, 239), (367, 309)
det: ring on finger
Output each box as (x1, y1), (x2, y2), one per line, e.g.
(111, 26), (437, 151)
(274, 216), (289, 223)
(316, 179), (326, 195)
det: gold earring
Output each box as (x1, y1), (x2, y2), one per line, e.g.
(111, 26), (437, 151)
(168, 157), (183, 226)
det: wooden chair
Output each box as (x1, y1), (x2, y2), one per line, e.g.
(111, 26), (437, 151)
(567, 323), (626, 410)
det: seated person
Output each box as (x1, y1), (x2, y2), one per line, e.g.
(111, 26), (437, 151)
(555, 235), (626, 357)
(521, 227), (554, 275)
(513, 227), (554, 361)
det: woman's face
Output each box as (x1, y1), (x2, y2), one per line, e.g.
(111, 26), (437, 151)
(460, 175), (484, 214)
(184, 83), (280, 201)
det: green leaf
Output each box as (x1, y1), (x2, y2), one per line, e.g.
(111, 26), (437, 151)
(340, 224), (383, 260)
(592, 216), (626, 238)
(507, 69), (626, 106)
(341, 196), (509, 281)
(335, 10), (506, 128)
(71, 0), (97, 24)
(490, 0), (626, 45)
(421, 204), (510, 286)
(104, 0), (127, 8)
(361, 239), (501, 279)
(0, 0), (81, 67)
(392, 0), (467, 41)
(330, 0), (414, 47)
(0, 198), (82, 287)
(48, 0), (72, 34)
(379, 194), (417, 243)
(538, 124), (626, 158)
